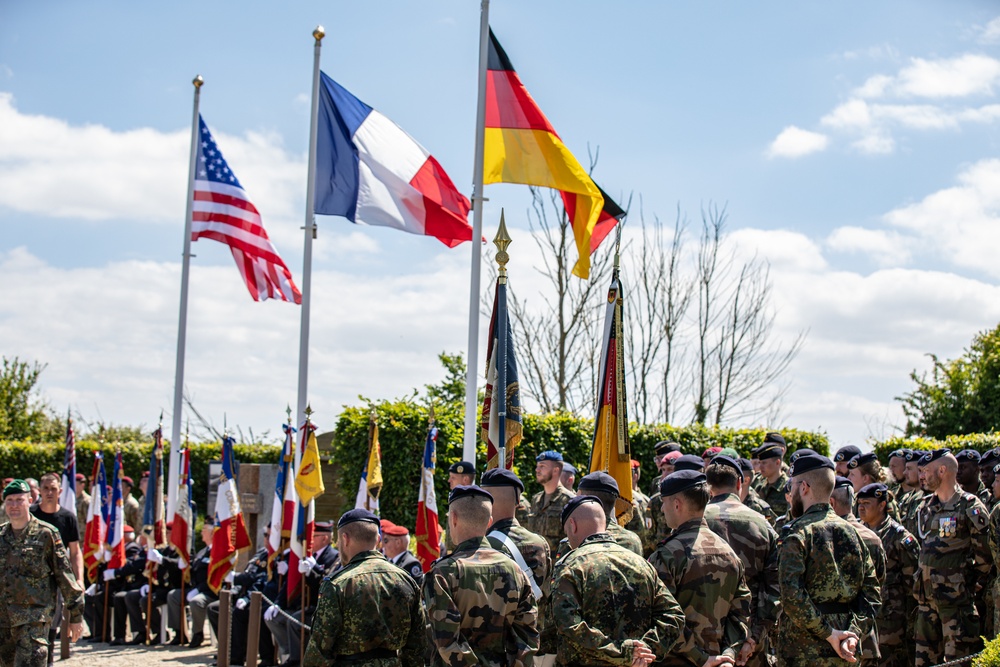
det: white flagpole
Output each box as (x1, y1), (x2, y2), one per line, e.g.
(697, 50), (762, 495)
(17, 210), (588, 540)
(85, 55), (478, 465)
(295, 27), (325, 427)
(462, 0), (491, 465)
(168, 75), (203, 521)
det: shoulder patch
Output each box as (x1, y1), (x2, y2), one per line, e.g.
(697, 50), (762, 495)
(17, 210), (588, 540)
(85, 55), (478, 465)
(968, 504), (989, 531)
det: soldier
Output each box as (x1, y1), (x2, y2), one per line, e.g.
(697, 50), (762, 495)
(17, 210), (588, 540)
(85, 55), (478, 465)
(304, 509), (426, 667)
(555, 472), (641, 557)
(120, 476), (142, 534)
(442, 461), (476, 554)
(673, 454), (706, 473)
(857, 483), (919, 667)
(423, 485), (537, 666)
(74, 473), (90, 535)
(127, 535), (182, 645)
(885, 449), (909, 496)
(980, 449), (1000, 512)
(380, 520), (424, 587)
(649, 441), (682, 496)
(703, 457), (779, 667)
(955, 449), (988, 502)
(989, 462), (1000, 638)
(649, 470), (751, 667)
(627, 459), (653, 554)
(166, 519), (218, 647)
(772, 481), (794, 533)
(547, 495), (684, 666)
(914, 449), (991, 666)
(527, 451), (575, 554)
(101, 525), (146, 645)
(754, 439), (789, 517)
(0, 479), (85, 667)
(899, 450), (926, 539)
(648, 452), (692, 551)
(776, 454), (880, 666)
(846, 453), (887, 493)
(833, 445), (862, 477)
(700, 446), (723, 468)
(738, 458), (777, 524)
(559, 463), (576, 492)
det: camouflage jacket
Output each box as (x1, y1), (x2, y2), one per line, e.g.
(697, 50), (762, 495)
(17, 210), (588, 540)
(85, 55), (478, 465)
(0, 514), (85, 626)
(304, 550), (426, 667)
(743, 487), (777, 524)
(896, 487), (925, 543)
(704, 493), (780, 641)
(516, 496), (532, 525)
(625, 488), (652, 549)
(123, 494), (142, 533)
(649, 517), (751, 665)
(871, 516), (918, 644)
(527, 485), (576, 554)
(423, 536), (538, 667)
(915, 489), (991, 606)
(75, 491), (90, 536)
(776, 503), (880, 660)
(990, 505), (1000, 599)
(755, 474), (789, 518)
(647, 491), (671, 553)
(486, 517), (552, 597)
(843, 514), (886, 663)
(548, 532), (684, 666)
(554, 517), (643, 561)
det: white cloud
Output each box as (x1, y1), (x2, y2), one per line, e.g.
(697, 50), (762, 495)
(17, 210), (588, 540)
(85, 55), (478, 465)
(821, 99), (873, 130)
(894, 54), (1000, 98)
(854, 74), (893, 98)
(825, 226), (910, 265)
(766, 126), (829, 159)
(851, 132), (895, 155)
(978, 17), (1000, 44)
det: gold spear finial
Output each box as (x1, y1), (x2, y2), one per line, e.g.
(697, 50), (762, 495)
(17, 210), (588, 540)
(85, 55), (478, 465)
(494, 209), (512, 282)
(286, 404), (293, 424)
(428, 404), (437, 425)
(193, 75), (204, 89)
(313, 26), (326, 43)
(304, 404), (314, 421)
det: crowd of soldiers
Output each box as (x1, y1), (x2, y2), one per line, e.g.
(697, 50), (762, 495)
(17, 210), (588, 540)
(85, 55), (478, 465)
(3, 434), (1000, 667)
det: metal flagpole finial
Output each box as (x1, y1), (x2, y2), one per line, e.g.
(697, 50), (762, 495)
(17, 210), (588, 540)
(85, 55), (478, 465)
(286, 404), (293, 424)
(494, 209), (512, 281)
(428, 404), (436, 425)
(312, 26), (325, 42)
(304, 404), (314, 421)
(192, 75), (204, 89)
(613, 218), (624, 270)
(158, 410), (164, 428)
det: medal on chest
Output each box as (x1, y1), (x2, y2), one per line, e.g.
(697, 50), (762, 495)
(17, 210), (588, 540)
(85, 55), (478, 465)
(938, 515), (957, 538)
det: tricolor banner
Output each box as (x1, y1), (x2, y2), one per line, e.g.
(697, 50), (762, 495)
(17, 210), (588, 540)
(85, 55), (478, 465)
(415, 423), (440, 572)
(208, 436), (252, 593)
(267, 422), (295, 574)
(169, 448), (195, 580)
(83, 453), (108, 583)
(106, 452), (127, 569)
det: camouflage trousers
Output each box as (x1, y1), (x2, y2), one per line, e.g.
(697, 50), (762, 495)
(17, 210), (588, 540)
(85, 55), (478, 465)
(0, 622), (48, 667)
(914, 603), (982, 667)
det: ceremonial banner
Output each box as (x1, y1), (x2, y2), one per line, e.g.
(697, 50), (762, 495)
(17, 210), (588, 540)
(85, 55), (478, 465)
(83, 453), (108, 583)
(354, 417), (383, 513)
(294, 424), (325, 505)
(415, 423), (440, 571)
(142, 425), (167, 549)
(267, 422), (295, 572)
(169, 448), (195, 580)
(481, 279), (523, 469)
(208, 436), (252, 593)
(287, 421), (316, 599)
(59, 411), (76, 514)
(106, 452), (127, 569)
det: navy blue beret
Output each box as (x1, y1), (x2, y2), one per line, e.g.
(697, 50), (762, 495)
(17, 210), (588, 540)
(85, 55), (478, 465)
(918, 449), (951, 467)
(982, 448), (1000, 466)
(847, 452), (878, 470)
(857, 483), (889, 500)
(738, 458), (754, 473)
(833, 445), (862, 463)
(764, 432), (786, 446)
(654, 441), (682, 455)
(337, 509), (379, 529)
(448, 484), (494, 504)
(673, 455), (705, 472)
(709, 455), (744, 481)
(790, 453), (835, 476)
(834, 476), (853, 489)
(904, 449), (924, 462)
(660, 470), (708, 497)
(480, 468), (524, 492)
(757, 443), (784, 461)
(561, 495), (602, 524)
(887, 448), (910, 460)
(956, 449), (981, 463)
(562, 463), (577, 475)
(578, 471), (619, 496)
(449, 461), (476, 475)
(789, 448), (816, 463)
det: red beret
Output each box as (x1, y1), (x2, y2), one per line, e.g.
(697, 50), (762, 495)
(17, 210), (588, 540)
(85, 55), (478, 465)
(702, 446), (723, 457)
(379, 519), (409, 537)
(630, 459), (641, 469)
(75, 473), (86, 482)
(123, 525), (134, 533)
(121, 476), (134, 486)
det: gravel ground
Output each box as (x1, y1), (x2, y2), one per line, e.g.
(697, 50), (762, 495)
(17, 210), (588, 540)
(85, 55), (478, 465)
(59, 640), (217, 667)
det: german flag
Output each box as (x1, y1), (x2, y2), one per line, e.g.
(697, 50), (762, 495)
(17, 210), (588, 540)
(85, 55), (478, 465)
(485, 29), (603, 279)
(562, 184), (626, 255)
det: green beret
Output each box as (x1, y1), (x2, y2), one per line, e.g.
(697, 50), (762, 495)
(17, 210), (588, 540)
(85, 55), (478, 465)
(3, 479), (30, 499)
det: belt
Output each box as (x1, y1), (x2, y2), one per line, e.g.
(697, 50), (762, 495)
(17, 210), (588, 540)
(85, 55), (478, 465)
(814, 601), (854, 614)
(336, 647), (397, 662)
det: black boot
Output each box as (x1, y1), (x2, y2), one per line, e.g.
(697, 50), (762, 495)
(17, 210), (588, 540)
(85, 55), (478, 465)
(127, 632), (146, 645)
(168, 633), (185, 646)
(188, 632), (204, 649)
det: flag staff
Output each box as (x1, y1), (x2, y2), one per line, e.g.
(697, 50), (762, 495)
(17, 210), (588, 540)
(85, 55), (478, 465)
(493, 211), (511, 470)
(295, 27), (325, 430)
(462, 0), (492, 465)
(168, 74), (204, 521)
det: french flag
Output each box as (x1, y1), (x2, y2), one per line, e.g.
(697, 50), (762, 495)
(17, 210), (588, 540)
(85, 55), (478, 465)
(314, 72), (475, 248)
(106, 452), (126, 569)
(208, 436), (252, 593)
(267, 422), (295, 572)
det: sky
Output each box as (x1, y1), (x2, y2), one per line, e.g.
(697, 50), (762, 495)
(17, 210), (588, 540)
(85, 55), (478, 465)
(3, 2), (1000, 452)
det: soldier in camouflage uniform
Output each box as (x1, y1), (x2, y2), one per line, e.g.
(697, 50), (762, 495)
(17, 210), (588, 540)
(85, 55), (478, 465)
(753, 438), (789, 517)
(772, 480), (794, 534)
(120, 477), (142, 534)
(914, 449), (991, 667)
(554, 472), (641, 559)
(527, 451), (575, 555)
(424, 485), (538, 667)
(739, 458), (777, 525)
(442, 461), (476, 555)
(703, 457), (779, 667)
(304, 509), (425, 667)
(0, 480), (85, 667)
(626, 460), (652, 552)
(547, 496), (684, 666)
(981, 449), (1000, 512)
(954, 448), (994, 639)
(649, 441), (682, 496)
(989, 463), (1000, 641)
(885, 449), (908, 497)
(832, 445), (862, 477)
(777, 454), (881, 667)
(649, 470), (751, 667)
(899, 450), (926, 539)
(857, 483), (919, 667)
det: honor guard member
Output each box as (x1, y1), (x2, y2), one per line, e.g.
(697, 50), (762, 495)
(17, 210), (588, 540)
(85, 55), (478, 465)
(303, 509), (426, 667)
(626, 460), (653, 553)
(754, 438), (789, 517)
(650, 470), (752, 667)
(555, 472), (642, 558)
(547, 495), (684, 666)
(857, 483), (919, 667)
(833, 445), (863, 477)
(442, 461), (476, 554)
(704, 456), (779, 667)
(0, 480), (85, 667)
(424, 485), (538, 667)
(120, 476), (143, 534)
(527, 451), (575, 554)
(649, 441), (682, 496)
(914, 449), (992, 667)
(380, 520), (424, 587)
(777, 454), (881, 667)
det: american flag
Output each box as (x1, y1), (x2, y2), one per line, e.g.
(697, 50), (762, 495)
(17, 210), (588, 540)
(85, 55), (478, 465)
(192, 115), (302, 304)
(59, 410), (76, 514)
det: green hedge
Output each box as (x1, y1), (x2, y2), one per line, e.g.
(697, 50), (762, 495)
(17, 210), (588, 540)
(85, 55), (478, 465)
(872, 432), (1000, 463)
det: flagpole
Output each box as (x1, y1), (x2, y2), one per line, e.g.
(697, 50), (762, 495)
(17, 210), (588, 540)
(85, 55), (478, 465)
(168, 74), (204, 521)
(493, 212), (511, 470)
(295, 26), (325, 429)
(462, 0), (491, 465)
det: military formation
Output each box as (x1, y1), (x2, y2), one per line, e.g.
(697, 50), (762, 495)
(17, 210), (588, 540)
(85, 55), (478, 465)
(6, 438), (1000, 667)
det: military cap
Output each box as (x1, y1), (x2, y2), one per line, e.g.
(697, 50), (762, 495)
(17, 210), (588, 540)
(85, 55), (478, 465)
(654, 441), (682, 456)
(3, 479), (30, 498)
(757, 443), (784, 461)
(337, 510), (378, 529)
(749, 446), (761, 459)
(720, 447), (739, 458)
(847, 452), (878, 470)
(790, 453), (835, 476)
(982, 448), (1000, 467)
(630, 459), (641, 469)
(664, 450), (684, 463)
(763, 432), (786, 446)
(578, 471), (620, 497)
(789, 448), (817, 463)
(673, 454), (706, 472)
(449, 461), (476, 475)
(994, 462), (1000, 476)
(955, 449), (982, 463)
(75, 473), (86, 482)
(141, 471), (150, 479)
(562, 463), (577, 475)
(123, 525), (134, 534)
(833, 445), (862, 463)
(536, 450), (564, 462)
(738, 458), (754, 473)
(314, 521), (335, 534)
(918, 449), (951, 467)
(782, 479), (793, 493)
(561, 495), (602, 524)
(660, 470), (708, 497)
(448, 484), (494, 504)
(834, 476), (853, 489)
(121, 476), (134, 486)
(702, 446), (723, 458)
(887, 448), (910, 461)
(857, 483), (889, 500)
(379, 520), (409, 537)
(904, 449), (924, 462)
(709, 454), (744, 481)
(202, 515), (215, 526)
(480, 467), (524, 492)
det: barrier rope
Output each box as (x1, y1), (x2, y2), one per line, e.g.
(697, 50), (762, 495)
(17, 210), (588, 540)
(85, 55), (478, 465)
(256, 592), (311, 632)
(929, 654), (979, 667)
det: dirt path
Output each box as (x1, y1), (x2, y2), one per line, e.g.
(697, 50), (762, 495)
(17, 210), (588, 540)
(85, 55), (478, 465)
(60, 641), (217, 667)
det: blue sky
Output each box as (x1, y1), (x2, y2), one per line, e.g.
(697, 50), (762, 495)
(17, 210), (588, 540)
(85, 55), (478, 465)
(3, 2), (1000, 451)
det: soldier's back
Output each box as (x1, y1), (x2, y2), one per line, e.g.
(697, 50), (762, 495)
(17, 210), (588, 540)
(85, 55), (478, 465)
(743, 487), (778, 524)
(486, 517), (551, 594)
(528, 485), (575, 554)
(874, 517), (919, 667)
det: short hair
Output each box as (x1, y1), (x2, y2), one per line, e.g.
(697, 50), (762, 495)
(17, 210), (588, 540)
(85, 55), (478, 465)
(800, 468), (835, 498)
(486, 484), (520, 505)
(831, 485), (854, 508)
(340, 520), (379, 547)
(587, 490), (618, 516)
(39, 473), (61, 486)
(705, 463), (739, 491)
(449, 495), (492, 530)
(677, 483), (710, 512)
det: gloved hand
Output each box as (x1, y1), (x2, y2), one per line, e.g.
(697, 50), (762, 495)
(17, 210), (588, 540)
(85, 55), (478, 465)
(103, 549), (112, 561)
(178, 557), (188, 570)
(103, 569), (116, 582)
(264, 605), (279, 622)
(146, 549), (163, 564)
(277, 561), (288, 576)
(235, 598), (248, 611)
(186, 588), (199, 602)
(140, 584), (150, 596)
(298, 556), (317, 573)
(85, 584), (98, 596)
(225, 571), (235, 584)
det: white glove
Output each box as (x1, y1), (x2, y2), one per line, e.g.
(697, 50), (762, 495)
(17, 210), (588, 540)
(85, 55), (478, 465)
(277, 561), (288, 576)
(178, 557), (188, 570)
(298, 556), (317, 573)
(103, 569), (116, 582)
(140, 584), (150, 596)
(235, 598), (248, 611)
(225, 571), (235, 584)
(264, 605), (278, 622)
(186, 588), (199, 602)
(85, 584), (98, 596)
(103, 549), (112, 561)
(147, 549), (163, 564)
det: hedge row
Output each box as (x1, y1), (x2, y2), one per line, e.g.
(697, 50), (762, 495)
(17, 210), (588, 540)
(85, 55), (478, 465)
(873, 433), (1000, 463)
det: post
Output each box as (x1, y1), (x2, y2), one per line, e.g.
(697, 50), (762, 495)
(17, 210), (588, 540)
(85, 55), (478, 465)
(218, 590), (231, 667)
(299, 583), (308, 665)
(493, 211), (511, 469)
(246, 591), (262, 667)
(179, 577), (186, 643)
(60, 607), (69, 659)
(145, 572), (153, 643)
(168, 74), (204, 520)
(295, 27), (326, 429)
(462, 0), (492, 464)
(101, 581), (109, 643)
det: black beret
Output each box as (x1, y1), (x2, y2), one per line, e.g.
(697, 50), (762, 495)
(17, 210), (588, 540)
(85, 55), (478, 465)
(709, 455), (744, 481)
(833, 445), (862, 463)
(3, 479), (30, 498)
(834, 476), (853, 489)
(660, 470), (708, 497)
(790, 453), (835, 476)
(847, 452), (878, 470)
(448, 484), (493, 504)
(757, 443), (784, 461)
(764, 432), (786, 446)
(994, 462), (1000, 476)
(782, 479), (793, 493)
(956, 449), (982, 463)
(561, 495), (602, 525)
(918, 449), (951, 467)
(314, 521), (335, 534)
(887, 448), (910, 460)
(738, 458), (754, 473)
(562, 463), (577, 475)
(673, 455), (705, 472)
(789, 448), (816, 463)
(337, 510), (379, 529)
(449, 461), (476, 475)
(654, 441), (682, 455)
(578, 471), (620, 497)
(749, 446), (761, 459)
(203, 515), (215, 526)
(904, 449), (924, 462)
(480, 468), (524, 492)
(857, 483), (889, 500)
(982, 448), (1000, 466)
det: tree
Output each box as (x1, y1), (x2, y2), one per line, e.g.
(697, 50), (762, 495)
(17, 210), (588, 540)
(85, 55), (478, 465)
(898, 323), (1000, 438)
(425, 352), (468, 406)
(0, 357), (61, 441)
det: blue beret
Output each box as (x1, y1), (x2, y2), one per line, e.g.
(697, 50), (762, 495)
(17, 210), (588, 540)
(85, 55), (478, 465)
(847, 452), (878, 470)
(480, 468), (524, 492)
(449, 461), (476, 475)
(789, 448), (816, 463)
(673, 455), (705, 472)
(3, 479), (30, 498)
(982, 448), (1000, 466)
(561, 495), (602, 525)
(888, 448), (910, 460)
(578, 471), (619, 496)
(536, 450), (563, 463)
(757, 443), (784, 461)
(764, 432), (786, 446)
(338, 509), (379, 529)
(918, 449), (951, 467)
(956, 449), (981, 463)
(790, 453), (835, 476)
(709, 455), (744, 481)
(833, 445), (862, 463)
(448, 484), (493, 504)
(562, 463), (577, 475)
(834, 476), (853, 489)
(738, 458), (754, 473)
(904, 449), (924, 462)
(654, 441), (682, 455)
(857, 483), (889, 500)
(660, 470), (708, 497)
